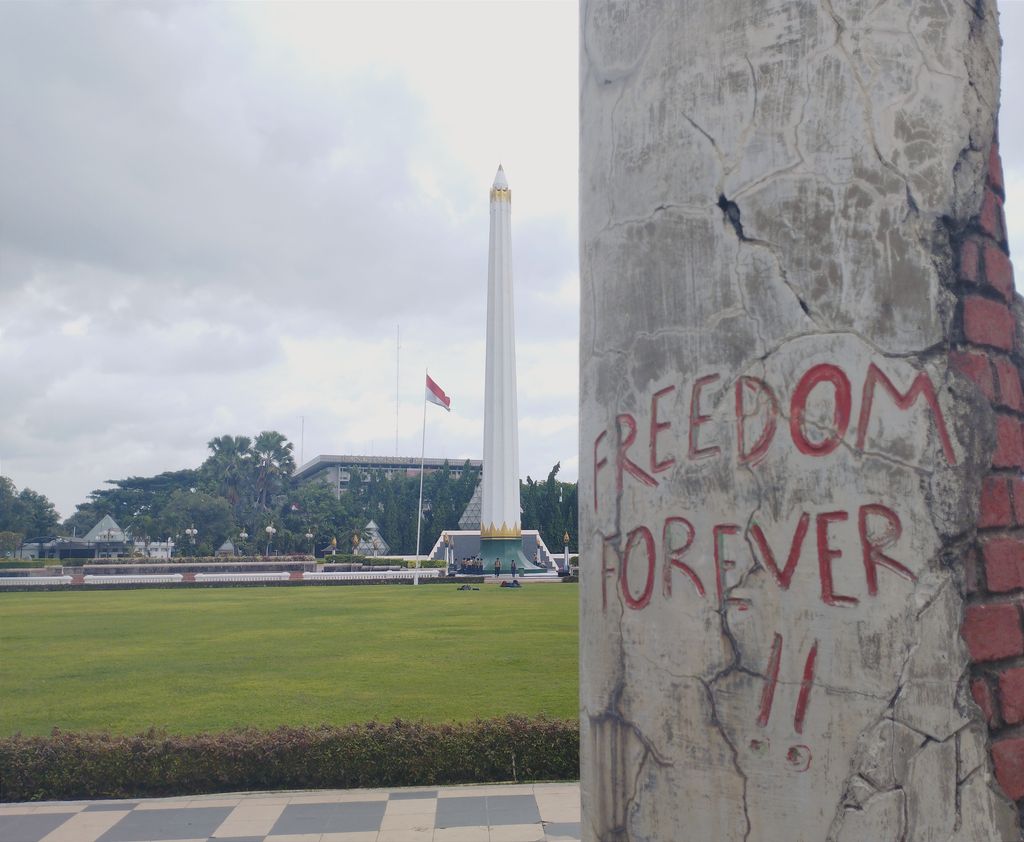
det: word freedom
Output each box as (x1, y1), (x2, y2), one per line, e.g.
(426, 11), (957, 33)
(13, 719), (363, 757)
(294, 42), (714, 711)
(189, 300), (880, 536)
(591, 358), (957, 614)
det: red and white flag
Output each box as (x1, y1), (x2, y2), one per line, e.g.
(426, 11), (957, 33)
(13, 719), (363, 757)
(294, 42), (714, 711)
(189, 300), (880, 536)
(425, 374), (451, 411)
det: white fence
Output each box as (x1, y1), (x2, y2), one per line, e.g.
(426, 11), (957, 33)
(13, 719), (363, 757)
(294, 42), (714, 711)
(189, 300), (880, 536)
(0, 576), (73, 586)
(85, 574), (183, 584)
(194, 572), (291, 582)
(0, 569), (442, 587)
(304, 569), (440, 581)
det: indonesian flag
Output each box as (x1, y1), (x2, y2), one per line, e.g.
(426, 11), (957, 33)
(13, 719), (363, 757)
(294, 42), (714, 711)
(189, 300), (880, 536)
(425, 374), (451, 411)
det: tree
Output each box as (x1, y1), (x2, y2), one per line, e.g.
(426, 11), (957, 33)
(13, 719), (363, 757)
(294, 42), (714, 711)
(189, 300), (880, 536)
(251, 431), (296, 511)
(347, 461), (481, 555)
(200, 435), (253, 509)
(15, 488), (59, 537)
(158, 490), (234, 557)
(520, 463), (578, 552)
(63, 469), (198, 538)
(0, 477), (19, 533)
(0, 476), (60, 540)
(0, 531), (21, 555)
(280, 481), (356, 554)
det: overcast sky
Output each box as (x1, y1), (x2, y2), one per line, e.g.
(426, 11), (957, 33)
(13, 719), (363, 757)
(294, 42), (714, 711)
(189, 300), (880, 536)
(1, 1), (1022, 519)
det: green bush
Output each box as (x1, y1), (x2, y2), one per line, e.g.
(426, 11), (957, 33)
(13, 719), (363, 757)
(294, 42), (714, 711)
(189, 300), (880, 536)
(0, 716), (578, 801)
(168, 555), (311, 563)
(0, 560), (45, 570)
(322, 553), (372, 565)
(403, 558), (447, 569)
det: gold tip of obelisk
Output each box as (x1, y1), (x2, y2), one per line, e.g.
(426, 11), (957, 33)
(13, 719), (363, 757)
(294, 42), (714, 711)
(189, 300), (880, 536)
(490, 164), (510, 201)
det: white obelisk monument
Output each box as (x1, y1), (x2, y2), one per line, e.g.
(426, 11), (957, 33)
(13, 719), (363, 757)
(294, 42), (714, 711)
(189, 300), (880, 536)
(480, 166), (532, 571)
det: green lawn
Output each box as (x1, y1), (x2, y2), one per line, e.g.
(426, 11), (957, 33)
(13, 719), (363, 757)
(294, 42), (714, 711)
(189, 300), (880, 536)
(0, 584), (579, 736)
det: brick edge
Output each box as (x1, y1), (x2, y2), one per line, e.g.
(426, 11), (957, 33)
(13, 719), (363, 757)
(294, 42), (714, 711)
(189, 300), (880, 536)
(955, 139), (1024, 809)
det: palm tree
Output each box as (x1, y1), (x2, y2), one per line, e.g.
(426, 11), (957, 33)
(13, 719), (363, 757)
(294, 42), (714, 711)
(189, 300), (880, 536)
(251, 431), (296, 511)
(204, 435), (253, 509)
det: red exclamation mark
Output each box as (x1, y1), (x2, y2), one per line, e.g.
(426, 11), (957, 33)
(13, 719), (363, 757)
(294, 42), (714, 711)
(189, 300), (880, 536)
(794, 641), (818, 735)
(756, 633), (783, 728)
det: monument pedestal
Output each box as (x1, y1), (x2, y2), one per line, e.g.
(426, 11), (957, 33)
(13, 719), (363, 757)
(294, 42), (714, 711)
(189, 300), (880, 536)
(479, 536), (537, 573)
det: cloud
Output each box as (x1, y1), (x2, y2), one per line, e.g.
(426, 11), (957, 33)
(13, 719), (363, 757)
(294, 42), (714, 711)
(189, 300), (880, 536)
(0, 4), (493, 317)
(0, 2), (580, 517)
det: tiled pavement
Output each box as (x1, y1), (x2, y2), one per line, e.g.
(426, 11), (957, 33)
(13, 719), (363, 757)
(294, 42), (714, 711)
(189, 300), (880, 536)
(0, 782), (581, 842)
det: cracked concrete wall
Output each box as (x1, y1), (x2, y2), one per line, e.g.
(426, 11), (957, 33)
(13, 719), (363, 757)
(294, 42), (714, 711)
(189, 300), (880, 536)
(579, 1), (1020, 840)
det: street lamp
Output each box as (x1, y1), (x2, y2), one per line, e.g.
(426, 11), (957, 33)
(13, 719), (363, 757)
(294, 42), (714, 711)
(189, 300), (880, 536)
(184, 525), (198, 553)
(265, 525), (276, 556)
(305, 530), (314, 556)
(238, 530), (248, 557)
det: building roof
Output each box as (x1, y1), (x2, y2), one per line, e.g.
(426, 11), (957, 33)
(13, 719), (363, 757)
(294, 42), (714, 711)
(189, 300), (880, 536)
(458, 480), (483, 530)
(356, 520), (390, 556)
(82, 515), (127, 543)
(295, 454), (481, 483)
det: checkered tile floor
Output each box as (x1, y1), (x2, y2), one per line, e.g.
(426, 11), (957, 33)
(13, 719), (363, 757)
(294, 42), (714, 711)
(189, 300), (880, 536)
(0, 783), (581, 842)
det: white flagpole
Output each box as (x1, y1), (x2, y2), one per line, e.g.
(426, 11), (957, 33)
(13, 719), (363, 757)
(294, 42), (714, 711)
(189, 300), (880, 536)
(414, 369), (428, 579)
(395, 324), (400, 457)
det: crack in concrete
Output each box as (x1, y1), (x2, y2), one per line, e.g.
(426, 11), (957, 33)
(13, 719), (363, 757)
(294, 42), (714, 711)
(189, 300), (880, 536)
(699, 675), (753, 842)
(820, 0), (927, 216)
(598, 201), (710, 235)
(724, 54), (761, 181)
(714, 194), (825, 332)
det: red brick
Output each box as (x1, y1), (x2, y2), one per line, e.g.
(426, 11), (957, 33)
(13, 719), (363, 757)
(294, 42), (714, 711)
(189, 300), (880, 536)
(949, 349), (996, 401)
(988, 143), (1005, 197)
(980, 188), (1006, 244)
(993, 415), (1024, 469)
(983, 536), (1024, 592)
(993, 357), (1024, 411)
(962, 603), (1024, 662)
(999, 666), (1024, 725)
(971, 676), (998, 725)
(964, 295), (1015, 351)
(979, 477), (1013, 528)
(1013, 478), (1024, 526)
(982, 242), (1015, 301)
(965, 546), (982, 595)
(992, 737), (1024, 800)
(959, 238), (982, 284)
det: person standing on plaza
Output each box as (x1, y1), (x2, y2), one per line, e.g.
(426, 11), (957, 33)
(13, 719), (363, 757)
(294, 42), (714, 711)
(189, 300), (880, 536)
(511, 558), (518, 579)
(494, 558), (501, 579)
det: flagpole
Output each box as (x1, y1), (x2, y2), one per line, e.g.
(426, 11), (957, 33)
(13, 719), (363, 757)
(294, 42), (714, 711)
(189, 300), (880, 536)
(415, 369), (428, 571)
(395, 324), (400, 457)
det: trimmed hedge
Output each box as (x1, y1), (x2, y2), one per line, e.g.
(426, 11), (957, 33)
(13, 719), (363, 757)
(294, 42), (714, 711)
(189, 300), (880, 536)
(406, 558), (447, 569)
(322, 553), (373, 564)
(0, 716), (578, 802)
(322, 555), (447, 570)
(0, 560), (46, 571)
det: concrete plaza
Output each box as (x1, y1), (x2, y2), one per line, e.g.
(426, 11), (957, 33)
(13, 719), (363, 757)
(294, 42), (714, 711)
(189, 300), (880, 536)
(0, 782), (581, 842)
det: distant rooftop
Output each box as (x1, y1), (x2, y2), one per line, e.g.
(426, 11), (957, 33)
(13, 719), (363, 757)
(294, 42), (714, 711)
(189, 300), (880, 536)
(82, 514), (127, 543)
(295, 454), (482, 482)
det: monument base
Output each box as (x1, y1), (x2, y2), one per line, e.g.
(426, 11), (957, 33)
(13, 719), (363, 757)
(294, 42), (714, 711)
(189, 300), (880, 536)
(480, 537), (544, 575)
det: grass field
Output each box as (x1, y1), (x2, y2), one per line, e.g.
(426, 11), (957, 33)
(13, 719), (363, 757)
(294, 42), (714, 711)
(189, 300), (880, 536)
(0, 584), (579, 736)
